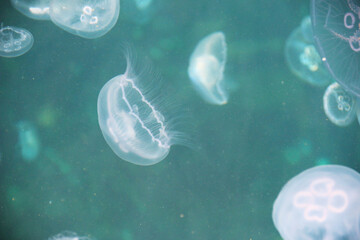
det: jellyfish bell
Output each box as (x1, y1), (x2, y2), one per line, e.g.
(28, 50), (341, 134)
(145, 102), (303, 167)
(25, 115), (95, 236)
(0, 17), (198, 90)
(16, 121), (40, 162)
(285, 16), (332, 87)
(311, 0), (360, 96)
(300, 16), (314, 43)
(97, 50), (189, 166)
(122, 0), (156, 25)
(0, 25), (34, 58)
(323, 82), (356, 127)
(272, 165), (360, 240)
(188, 31), (228, 105)
(49, 0), (120, 39)
(11, 0), (50, 20)
(48, 231), (94, 240)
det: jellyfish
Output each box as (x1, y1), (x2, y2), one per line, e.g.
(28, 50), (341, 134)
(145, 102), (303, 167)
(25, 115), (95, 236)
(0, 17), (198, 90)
(49, 0), (120, 39)
(0, 25), (34, 58)
(188, 31), (228, 105)
(323, 82), (356, 127)
(272, 165), (360, 240)
(311, 0), (360, 97)
(11, 0), (50, 20)
(122, 0), (156, 24)
(48, 231), (93, 240)
(97, 52), (186, 166)
(285, 16), (332, 87)
(16, 121), (40, 161)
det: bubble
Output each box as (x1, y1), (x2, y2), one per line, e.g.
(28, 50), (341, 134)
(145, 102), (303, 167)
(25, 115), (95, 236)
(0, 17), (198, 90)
(311, 0), (360, 96)
(285, 16), (332, 87)
(49, 0), (120, 39)
(97, 51), (187, 166)
(0, 25), (33, 58)
(273, 165), (360, 240)
(11, 0), (50, 20)
(188, 31), (228, 105)
(323, 82), (356, 127)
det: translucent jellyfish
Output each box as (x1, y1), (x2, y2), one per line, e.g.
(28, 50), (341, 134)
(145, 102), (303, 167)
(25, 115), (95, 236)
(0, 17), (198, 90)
(16, 121), (40, 161)
(49, 0), (120, 39)
(285, 16), (332, 87)
(188, 31), (228, 105)
(48, 231), (93, 240)
(122, 0), (155, 24)
(311, 0), (360, 96)
(0, 25), (34, 58)
(273, 165), (360, 240)
(11, 0), (50, 20)
(323, 82), (356, 127)
(97, 53), (185, 166)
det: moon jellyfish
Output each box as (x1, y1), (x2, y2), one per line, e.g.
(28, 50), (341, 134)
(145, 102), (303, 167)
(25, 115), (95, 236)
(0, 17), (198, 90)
(49, 0), (120, 39)
(48, 231), (93, 240)
(11, 0), (50, 20)
(311, 0), (360, 96)
(285, 16), (332, 87)
(16, 121), (40, 161)
(273, 165), (360, 240)
(188, 31), (228, 105)
(0, 25), (33, 58)
(98, 53), (185, 166)
(123, 0), (155, 24)
(323, 82), (356, 127)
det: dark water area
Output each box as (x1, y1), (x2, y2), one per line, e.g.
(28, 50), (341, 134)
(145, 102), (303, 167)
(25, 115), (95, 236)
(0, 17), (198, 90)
(0, 0), (359, 240)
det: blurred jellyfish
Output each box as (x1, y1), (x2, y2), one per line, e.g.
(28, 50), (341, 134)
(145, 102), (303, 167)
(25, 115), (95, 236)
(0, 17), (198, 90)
(323, 82), (356, 127)
(16, 121), (40, 161)
(311, 0), (360, 96)
(285, 16), (332, 87)
(273, 165), (360, 240)
(48, 231), (93, 240)
(122, 0), (156, 24)
(49, 0), (120, 39)
(97, 51), (187, 166)
(11, 0), (50, 20)
(188, 31), (228, 105)
(0, 25), (34, 57)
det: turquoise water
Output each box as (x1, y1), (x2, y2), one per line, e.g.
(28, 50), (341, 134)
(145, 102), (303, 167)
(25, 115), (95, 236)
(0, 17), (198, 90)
(0, 0), (359, 240)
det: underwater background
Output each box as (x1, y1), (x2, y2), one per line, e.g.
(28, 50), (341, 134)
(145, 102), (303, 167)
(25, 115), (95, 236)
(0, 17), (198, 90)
(0, 0), (359, 239)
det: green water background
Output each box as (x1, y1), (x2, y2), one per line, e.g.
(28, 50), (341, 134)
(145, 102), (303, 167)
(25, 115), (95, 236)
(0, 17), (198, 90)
(0, 0), (359, 239)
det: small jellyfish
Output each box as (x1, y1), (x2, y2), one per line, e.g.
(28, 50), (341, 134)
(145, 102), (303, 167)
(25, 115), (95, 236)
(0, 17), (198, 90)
(188, 31), (228, 105)
(273, 165), (360, 240)
(323, 82), (356, 127)
(285, 16), (332, 87)
(311, 0), (360, 96)
(122, 0), (155, 24)
(97, 52), (186, 166)
(0, 25), (34, 58)
(48, 231), (93, 240)
(11, 0), (50, 20)
(16, 121), (40, 161)
(49, 0), (120, 39)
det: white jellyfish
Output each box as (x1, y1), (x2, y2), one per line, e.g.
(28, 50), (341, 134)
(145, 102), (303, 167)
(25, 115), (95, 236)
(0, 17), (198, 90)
(188, 31), (228, 105)
(16, 121), (40, 161)
(97, 51), (187, 166)
(0, 25), (34, 57)
(285, 16), (332, 87)
(11, 0), (50, 20)
(272, 165), (360, 240)
(49, 0), (120, 39)
(323, 82), (356, 127)
(48, 231), (93, 240)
